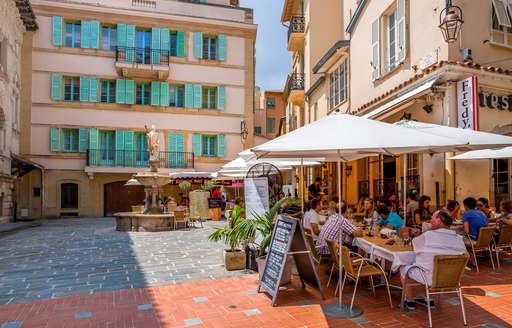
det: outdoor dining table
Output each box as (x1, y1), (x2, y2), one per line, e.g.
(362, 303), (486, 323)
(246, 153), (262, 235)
(353, 235), (416, 272)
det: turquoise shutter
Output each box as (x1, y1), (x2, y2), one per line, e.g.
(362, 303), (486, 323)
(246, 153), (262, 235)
(217, 34), (226, 61)
(151, 27), (161, 65)
(168, 133), (185, 168)
(115, 130), (125, 166)
(125, 80), (135, 104)
(160, 82), (169, 106)
(124, 130), (134, 166)
(78, 128), (88, 152)
(176, 30), (186, 57)
(116, 79), (126, 104)
(217, 134), (226, 157)
(89, 77), (98, 102)
(193, 134), (201, 156)
(81, 20), (91, 48)
(193, 32), (203, 58)
(50, 128), (60, 152)
(217, 86), (225, 110)
(79, 76), (90, 102)
(117, 24), (126, 47)
(51, 74), (61, 100)
(90, 21), (100, 49)
(52, 16), (63, 46)
(193, 84), (202, 108)
(126, 25), (135, 62)
(185, 84), (194, 108)
(160, 28), (169, 52)
(151, 81), (161, 106)
(89, 128), (98, 165)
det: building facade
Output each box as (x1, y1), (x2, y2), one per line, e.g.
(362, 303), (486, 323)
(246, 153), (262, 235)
(254, 89), (285, 140)
(20, 0), (256, 219)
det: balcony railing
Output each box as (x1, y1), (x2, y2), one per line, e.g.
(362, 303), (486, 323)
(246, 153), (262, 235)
(287, 15), (305, 41)
(286, 72), (305, 95)
(115, 46), (169, 65)
(87, 149), (194, 169)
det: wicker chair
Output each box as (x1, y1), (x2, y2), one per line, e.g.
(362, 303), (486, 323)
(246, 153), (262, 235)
(303, 227), (312, 235)
(465, 226), (496, 272)
(304, 232), (322, 268)
(401, 254), (470, 328)
(495, 225), (512, 268)
(173, 209), (189, 230)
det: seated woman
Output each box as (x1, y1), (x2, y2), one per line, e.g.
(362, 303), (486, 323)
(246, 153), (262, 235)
(495, 200), (512, 240)
(231, 197), (246, 224)
(477, 197), (496, 223)
(413, 195), (431, 226)
(362, 198), (379, 227)
(377, 203), (404, 233)
(445, 200), (460, 219)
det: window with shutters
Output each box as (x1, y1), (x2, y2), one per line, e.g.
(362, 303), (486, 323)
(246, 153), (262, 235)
(62, 129), (79, 152)
(329, 59), (348, 109)
(169, 85), (185, 107)
(0, 40), (6, 76)
(65, 22), (81, 48)
(101, 26), (117, 51)
(254, 126), (262, 134)
(100, 80), (116, 103)
(64, 77), (79, 101)
(491, 0), (512, 47)
(170, 32), (178, 56)
(267, 118), (275, 133)
(203, 36), (217, 60)
(386, 8), (399, 71)
(61, 183), (78, 209)
(136, 82), (150, 105)
(202, 87), (217, 109)
(136, 29), (151, 64)
(202, 135), (217, 156)
(266, 98), (275, 109)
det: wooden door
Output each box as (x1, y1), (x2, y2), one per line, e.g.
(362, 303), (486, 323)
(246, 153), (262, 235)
(104, 181), (145, 216)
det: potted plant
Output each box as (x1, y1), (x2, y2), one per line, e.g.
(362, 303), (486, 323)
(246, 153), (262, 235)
(207, 210), (246, 271)
(178, 181), (191, 193)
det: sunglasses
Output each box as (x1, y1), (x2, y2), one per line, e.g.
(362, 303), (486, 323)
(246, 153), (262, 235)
(476, 204), (483, 207)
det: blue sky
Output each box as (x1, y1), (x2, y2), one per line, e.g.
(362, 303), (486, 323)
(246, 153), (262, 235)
(239, 0), (289, 91)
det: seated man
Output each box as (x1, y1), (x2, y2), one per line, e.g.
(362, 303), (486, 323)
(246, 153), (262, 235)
(462, 197), (488, 244)
(316, 201), (362, 255)
(376, 203), (403, 233)
(304, 198), (323, 238)
(400, 210), (466, 311)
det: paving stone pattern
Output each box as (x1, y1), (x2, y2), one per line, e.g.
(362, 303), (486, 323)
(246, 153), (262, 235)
(0, 218), (250, 305)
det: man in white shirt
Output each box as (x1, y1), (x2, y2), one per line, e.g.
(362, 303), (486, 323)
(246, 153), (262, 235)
(400, 210), (466, 311)
(303, 198), (323, 238)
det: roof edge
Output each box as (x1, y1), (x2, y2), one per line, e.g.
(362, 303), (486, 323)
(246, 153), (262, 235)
(345, 0), (367, 34)
(305, 76), (325, 97)
(312, 40), (350, 74)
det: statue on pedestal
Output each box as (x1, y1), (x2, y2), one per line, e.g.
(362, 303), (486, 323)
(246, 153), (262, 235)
(145, 125), (159, 172)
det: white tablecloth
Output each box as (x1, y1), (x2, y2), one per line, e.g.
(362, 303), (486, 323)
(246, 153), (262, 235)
(353, 237), (416, 272)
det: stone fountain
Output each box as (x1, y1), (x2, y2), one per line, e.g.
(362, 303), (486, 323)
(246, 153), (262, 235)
(114, 125), (175, 232)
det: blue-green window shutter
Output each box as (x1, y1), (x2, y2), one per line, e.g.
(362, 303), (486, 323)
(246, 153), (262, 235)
(168, 133), (185, 168)
(50, 128), (60, 152)
(78, 128), (88, 152)
(150, 81), (161, 106)
(217, 86), (225, 110)
(52, 16), (63, 46)
(193, 32), (203, 59)
(117, 24), (126, 47)
(160, 28), (170, 52)
(176, 30), (186, 57)
(124, 130), (134, 166)
(88, 128), (98, 165)
(80, 76), (90, 102)
(81, 20), (91, 48)
(89, 77), (98, 102)
(217, 134), (226, 157)
(193, 84), (202, 108)
(125, 80), (135, 104)
(160, 82), (169, 106)
(185, 84), (194, 108)
(151, 27), (161, 65)
(115, 130), (125, 167)
(51, 74), (62, 100)
(217, 34), (226, 61)
(116, 79), (126, 104)
(90, 21), (100, 49)
(126, 25), (135, 62)
(193, 134), (201, 156)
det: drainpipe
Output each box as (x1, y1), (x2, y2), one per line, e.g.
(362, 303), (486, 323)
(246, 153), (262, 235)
(40, 168), (45, 219)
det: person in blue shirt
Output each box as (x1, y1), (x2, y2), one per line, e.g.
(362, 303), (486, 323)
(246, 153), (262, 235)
(462, 197), (488, 243)
(377, 203), (404, 233)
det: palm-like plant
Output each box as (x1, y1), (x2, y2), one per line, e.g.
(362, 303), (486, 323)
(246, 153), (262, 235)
(206, 212), (245, 252)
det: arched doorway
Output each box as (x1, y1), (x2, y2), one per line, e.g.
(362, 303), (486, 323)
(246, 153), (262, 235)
(104, 181), (145, 216)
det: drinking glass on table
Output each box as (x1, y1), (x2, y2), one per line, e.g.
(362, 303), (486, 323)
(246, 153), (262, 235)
(403, 233), (411, 246)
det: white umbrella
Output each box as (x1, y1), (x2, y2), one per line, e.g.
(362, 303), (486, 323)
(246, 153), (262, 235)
(449, 146), (512, 160)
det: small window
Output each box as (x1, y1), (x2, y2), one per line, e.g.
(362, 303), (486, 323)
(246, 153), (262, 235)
(61, 183), (78, 209)
(33, 188), (41, 197)
(202, 135), (217, 156)
(266, 98), (275, 109)
(101, 26), (117, 51)
(254, 126), (262, 134)
(136, 82), (151, 105)
(0, 40), (7, 75)
(169, 85), (185, 107)
(65, 22), (81, 48)
(202, 87), (217, 109)
(62, 129), (79, 152)
(329, 60), (348, 109)
(267, 118), (275, 133)
(386, 9), (398, 71)
(100, 80), (116, 103)
(203, 36), (217, 60)
(170, 32), (178, 56)
(64, 77), (79, 101)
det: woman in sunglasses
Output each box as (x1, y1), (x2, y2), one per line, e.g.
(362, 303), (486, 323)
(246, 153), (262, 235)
(476, 197), (496, 223)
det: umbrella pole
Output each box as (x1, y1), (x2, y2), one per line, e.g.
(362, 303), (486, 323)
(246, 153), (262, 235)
(403, 154), (407, 225)
(301, 158), (304, 215)
(322, 152), (362, 318)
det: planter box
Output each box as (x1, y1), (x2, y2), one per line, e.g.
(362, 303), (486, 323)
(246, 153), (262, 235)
(257, 256), (293, 286)
(223, 249), (246, 271)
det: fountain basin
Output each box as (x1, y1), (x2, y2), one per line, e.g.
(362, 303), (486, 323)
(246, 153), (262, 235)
(114, 212), (175, 232)
(133, 172), (172, 186)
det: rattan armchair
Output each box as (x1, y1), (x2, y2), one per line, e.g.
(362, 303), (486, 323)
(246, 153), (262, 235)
(495, 225), (512, 268)
(465, 226), (496, 272)
(173, 209), (189, 230)
(401, 254), (470, 328)
(304, 232), (323, 268)
(324, 239), (364, 291)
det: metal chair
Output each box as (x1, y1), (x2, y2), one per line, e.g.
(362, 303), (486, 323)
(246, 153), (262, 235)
(401, 254), (470, 328)
(465, 226), (496, 272)
(495, 224), (512, 268)
(304, 232), (323, 268)
(173, 209), (189, 230)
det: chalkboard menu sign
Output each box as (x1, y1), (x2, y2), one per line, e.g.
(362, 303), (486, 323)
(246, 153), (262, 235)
(208, 197), (222, 209)
(258, 215), (324, 306)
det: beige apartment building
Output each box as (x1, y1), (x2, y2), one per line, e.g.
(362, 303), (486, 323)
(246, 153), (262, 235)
(282, 0), (512, 208)
(0, 0), (37, 224)
(19, 0), (256, 219)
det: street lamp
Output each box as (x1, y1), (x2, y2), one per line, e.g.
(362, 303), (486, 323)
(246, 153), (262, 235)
(439, 0), (464, 43)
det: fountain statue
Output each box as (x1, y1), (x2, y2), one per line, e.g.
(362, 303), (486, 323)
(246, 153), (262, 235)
(114, 125), (175, 232)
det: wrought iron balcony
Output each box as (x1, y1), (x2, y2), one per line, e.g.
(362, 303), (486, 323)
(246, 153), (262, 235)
(87, 149), (195, 169)
(287, 16), (305, 51)
(285, 72), (305, 105)
(115, 46), (170, 79)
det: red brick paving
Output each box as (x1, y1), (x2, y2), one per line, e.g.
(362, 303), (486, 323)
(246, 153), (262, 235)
(1, 255), (512, 327)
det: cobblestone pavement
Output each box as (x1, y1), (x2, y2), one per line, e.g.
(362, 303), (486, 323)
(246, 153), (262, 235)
(0, 218), (251, 305)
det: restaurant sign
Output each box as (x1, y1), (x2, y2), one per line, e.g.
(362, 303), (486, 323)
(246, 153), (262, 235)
(479, 91), (512, 111)
(457, 76), (479, 131)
